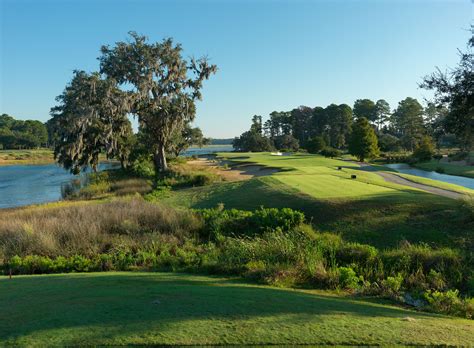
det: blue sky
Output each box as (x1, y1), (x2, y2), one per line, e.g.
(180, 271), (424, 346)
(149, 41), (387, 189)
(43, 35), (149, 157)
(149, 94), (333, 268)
(0, 0), (472, 138)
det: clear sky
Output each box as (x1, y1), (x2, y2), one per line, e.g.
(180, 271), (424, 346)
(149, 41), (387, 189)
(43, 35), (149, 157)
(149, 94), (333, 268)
(0, 0), (472, 138)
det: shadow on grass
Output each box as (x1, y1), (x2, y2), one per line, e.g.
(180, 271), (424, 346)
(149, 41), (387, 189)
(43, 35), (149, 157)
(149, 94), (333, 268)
(0, 272), (451, 344)
(181, 177), (471, 249)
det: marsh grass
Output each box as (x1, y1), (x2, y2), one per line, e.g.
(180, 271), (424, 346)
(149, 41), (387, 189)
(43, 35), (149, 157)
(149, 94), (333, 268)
(0, 198), (201, 258)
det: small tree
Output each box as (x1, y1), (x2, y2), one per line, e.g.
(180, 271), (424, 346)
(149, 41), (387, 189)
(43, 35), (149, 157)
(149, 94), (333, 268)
(168, 124), (207, 157)
(233, 131), (274, 152)
(348, 117), (380, 162)
(306, 136), (326, 154)
(412, 136), (435, 162)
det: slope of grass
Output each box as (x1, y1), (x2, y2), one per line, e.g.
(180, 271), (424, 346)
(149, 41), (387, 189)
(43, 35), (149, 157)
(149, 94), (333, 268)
(162, 153), (472, 249)
(1, 272), (473, 346)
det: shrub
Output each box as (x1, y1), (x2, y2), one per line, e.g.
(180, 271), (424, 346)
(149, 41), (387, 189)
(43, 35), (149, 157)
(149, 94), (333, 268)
(423, 289), (463, 316)
(131, 155), (155, 178)
(381, 244), (462, 290)
(412, 136), (435, 162)
(197, 207), (305, 241)
(338, 266), (362, 290)
(320, 147), (342, 158)
(381, 273), (403, 296)
(306, 136), (326, 154)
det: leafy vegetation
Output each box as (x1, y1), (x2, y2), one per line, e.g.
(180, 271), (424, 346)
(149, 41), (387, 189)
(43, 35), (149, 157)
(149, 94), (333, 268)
(0, 114), (48, 150)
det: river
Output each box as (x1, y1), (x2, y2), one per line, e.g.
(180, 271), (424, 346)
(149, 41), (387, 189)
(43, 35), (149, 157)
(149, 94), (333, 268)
(384, 163), (474, 190)
(0, 145), (233, 209)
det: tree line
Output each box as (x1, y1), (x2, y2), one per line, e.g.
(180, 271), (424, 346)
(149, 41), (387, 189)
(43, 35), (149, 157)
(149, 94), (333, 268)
(234, 29), (472, 161)
(0, 114), (48, 149)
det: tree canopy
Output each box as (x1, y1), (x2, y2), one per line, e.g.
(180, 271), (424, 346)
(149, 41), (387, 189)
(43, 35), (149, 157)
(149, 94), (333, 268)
(420, 29), (473, 151)
(99, 32), (217, 172)
(0, 114), (48, 149)
(348, 117), (380, 162)
(49, 71), (132, 173)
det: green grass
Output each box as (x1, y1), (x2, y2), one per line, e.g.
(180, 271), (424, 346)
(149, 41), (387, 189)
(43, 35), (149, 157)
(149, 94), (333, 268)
(161, 153), (473, 249)
(414, 159), (474, 178)
(1, 272), (472, 346)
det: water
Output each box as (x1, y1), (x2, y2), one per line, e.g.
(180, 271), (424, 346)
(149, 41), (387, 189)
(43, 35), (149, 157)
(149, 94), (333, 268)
(182, 145), (233, 156)
(385, 163), (474, 190)
(0, 146), (234, 209)
(0, 163), (119, 209)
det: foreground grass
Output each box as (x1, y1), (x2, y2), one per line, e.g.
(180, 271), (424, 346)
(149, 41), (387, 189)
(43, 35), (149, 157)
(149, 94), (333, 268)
(163, 153), (473, 249)
(1, 272), (472, 346)
(414, 159), (474, 178)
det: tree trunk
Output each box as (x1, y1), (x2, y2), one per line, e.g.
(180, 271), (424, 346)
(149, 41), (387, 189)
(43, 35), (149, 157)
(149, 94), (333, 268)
(153, 144), (168, 173)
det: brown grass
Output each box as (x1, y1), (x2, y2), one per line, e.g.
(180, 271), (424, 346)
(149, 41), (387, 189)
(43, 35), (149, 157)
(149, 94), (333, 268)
(0, 198), (202, 259)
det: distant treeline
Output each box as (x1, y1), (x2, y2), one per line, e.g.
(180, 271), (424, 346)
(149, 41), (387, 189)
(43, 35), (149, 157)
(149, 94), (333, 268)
(0, 114), (48, 149)
(235, 32), (472, 158)
(234, 97), (453, 154)
(209, 138), (233, 145)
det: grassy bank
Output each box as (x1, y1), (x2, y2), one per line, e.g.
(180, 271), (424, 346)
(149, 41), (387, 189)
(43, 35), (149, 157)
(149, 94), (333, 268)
(0, 149), (54, 165)
(162, 153), (473, 249)
(413, 159), (474, 178)
(1, 272), (473, 346)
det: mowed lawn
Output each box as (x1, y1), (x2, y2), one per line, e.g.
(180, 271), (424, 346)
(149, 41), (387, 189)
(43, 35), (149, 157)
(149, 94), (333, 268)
(220, 152), (473, 198)
(1, 272), (473, 346)
(163, 153), (473, 249)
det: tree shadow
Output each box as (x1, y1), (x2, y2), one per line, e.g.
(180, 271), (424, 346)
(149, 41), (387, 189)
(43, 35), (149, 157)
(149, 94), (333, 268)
(186, 177), (470, 248)
(0, 272), (454, 345)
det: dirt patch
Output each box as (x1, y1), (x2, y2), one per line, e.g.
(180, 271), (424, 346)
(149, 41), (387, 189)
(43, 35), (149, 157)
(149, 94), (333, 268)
(187, 158), (279, 181)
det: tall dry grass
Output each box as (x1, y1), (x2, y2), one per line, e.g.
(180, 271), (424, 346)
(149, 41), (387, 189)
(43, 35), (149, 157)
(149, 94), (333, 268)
(0, 198), (201, 259)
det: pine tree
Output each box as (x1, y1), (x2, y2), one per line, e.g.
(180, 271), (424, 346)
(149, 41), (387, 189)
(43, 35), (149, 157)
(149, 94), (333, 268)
(348, 117), (380, 162)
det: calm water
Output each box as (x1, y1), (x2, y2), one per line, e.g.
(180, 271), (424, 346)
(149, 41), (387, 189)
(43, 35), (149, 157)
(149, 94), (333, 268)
(0, 163), (119, 209)
(385, 163), (474, 190)
(182, 145), (233, 156)
(0, 146), (233, 209)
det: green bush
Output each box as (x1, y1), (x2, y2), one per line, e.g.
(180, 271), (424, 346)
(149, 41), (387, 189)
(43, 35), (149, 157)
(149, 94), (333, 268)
(131, 155), (155, 178)
(197, 207), (305, 240)
(381, 273), (403, 296)
(306, 136), (326, 154)
(320, 147), (342, 158)
(423, 289), (474, 318)
(338, 267), (362, 290)
(412, 136), (435, 162)
(381, 244), (462, 289)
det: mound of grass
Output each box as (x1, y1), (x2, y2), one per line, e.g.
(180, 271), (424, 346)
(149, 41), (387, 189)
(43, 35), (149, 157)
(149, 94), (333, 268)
(163, 176), (473, 250)
(1, 272), (472, 346)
